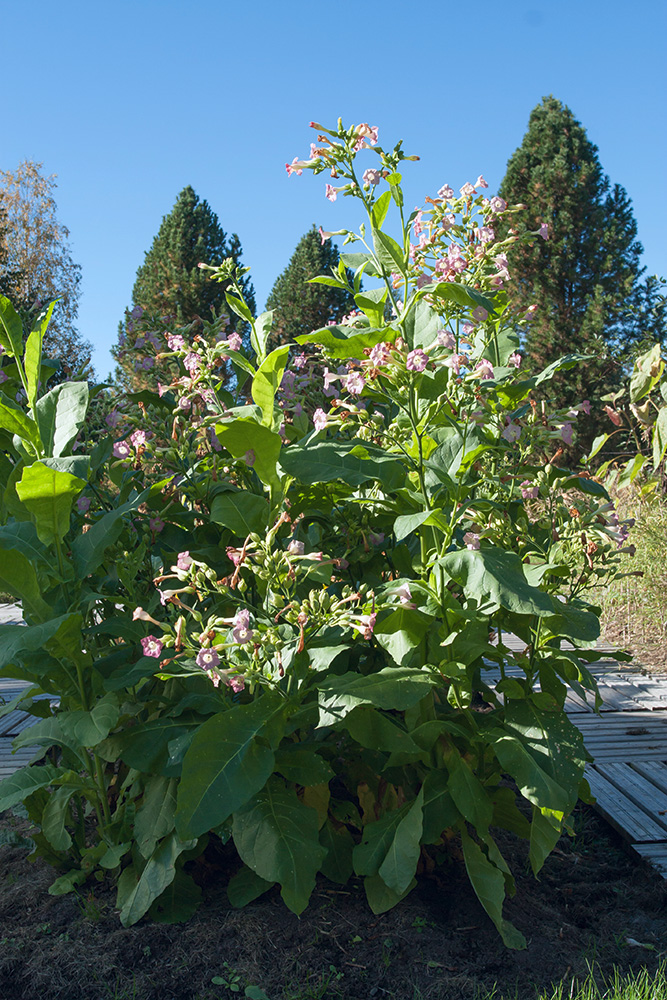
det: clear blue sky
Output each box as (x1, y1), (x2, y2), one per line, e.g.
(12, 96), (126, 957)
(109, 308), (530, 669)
(3, 0), (666, 378)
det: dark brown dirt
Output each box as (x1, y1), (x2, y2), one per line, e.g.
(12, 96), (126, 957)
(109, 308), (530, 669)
(0, 806), (665, 1000)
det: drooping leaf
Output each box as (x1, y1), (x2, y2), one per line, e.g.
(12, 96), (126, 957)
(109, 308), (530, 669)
(232, 777), (327, 914)
(378, 789), (424, 895)
(447, 750), (493, 835)
(373, 606), (434, 666)
(148, 868), (202, 923)
(319, 820), (354, 884)
(438, 548), (555, 617)
(34, 381), (89, 458)
(24, 301), (56, 411)
(0, 764), (64, 812)
(214, 417), (282, 488)
(251, 344), (290, 429)
(460, 826), (526, 949)
(295, 325), (393, 360)
(227, 865), (275, 907)
(176, 694), (285, 839)
(317, 667), (438, 727)
(280, 439), (405, 489)
(529, 805), (562, 877)
(0, 295), (24, 357)
(209, 490), (269, 537)
(119, 832), (197, 927)
(363, 872), (417, 914)
(16, 461), (85, 546)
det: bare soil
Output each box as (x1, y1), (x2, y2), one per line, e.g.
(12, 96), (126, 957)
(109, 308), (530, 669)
(0, 805), (665, 1000)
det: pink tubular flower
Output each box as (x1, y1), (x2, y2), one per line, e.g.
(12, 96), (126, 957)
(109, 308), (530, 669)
(502, 422), (521, 443)
(581, 399), (591, 415)
(475, 359), (495, 380)
(113, 441), (131, 459)
(354, 123), (379, 149)
(196, 648), (220, 669)
(227, 675), (245, 693)
(539, 223), (549, 240)
(436, 329), (455, 350)
(489, 196), (506, 213)
(508, 352), (522, 368)
(149, 517), (165, 533)
(472, 306), (488, 324)
(313, 408), (328, 432)
(105, 409), (121, 429)
(559, 423), (574, 444)
(232, 608), (253, 644)
(286, 157), (305, 177)
(474, 226), (495, 244)
(368, 531), (385, 546)
(318, 226), (332, 244)
(288, 539), (305, 556)
(369, 341), (393, 367)
(183, 352), (201, 373)
(521, 481), (539, 500)
(167, 333), (186, 351)
(345, 371), (366, 395)
(177, 551), (193, 572)
(210, 428), (222, 452)
(325, 184), (337, 202)
(77, 496), (91, 514)
(406, 348), (429, 372)
(356, 612), (377, 640)
(460, 182), (476, 198)
(445, 354), (467, 376)
(141, 635), (164, 658)
(363, 168), (381, 186)
(437, 184), (454, 200)
(226, 546), (244, 566)
(244, 449), (256, 467)
(227, 332), (242, 352)
(476, 175), (489, 189)
(464, 532), (480, 550)
(392, 583), (414, 606)
(130, 429), (147, 449)
(0, 371), (8, 385)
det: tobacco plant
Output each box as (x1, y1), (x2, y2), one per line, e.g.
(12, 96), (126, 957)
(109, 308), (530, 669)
(0, 120), (635, 946)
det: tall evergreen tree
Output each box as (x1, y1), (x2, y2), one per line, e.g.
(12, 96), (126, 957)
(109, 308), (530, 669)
(266, 226), (357, 348)
(497, 96), (659, 441)
(0, 161), (92, 379)
(114, 186), (254, 389)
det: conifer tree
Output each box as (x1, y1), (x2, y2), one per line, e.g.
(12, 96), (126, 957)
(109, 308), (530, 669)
(266, 226), (357, 347)
(0, 161), (92, 380)
(114, 186), (254, 389)
(497, 96), (658, 441)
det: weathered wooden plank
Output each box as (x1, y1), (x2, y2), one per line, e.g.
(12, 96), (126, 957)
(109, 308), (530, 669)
(596, 684), (647, 712)
(587, 745), (667, 762)
(586, 768), (667, 842)
(633, 843), (667, 876)
(0, 711), (28, 737)
(596, 763), (667, 833)
(631, 761), (667, 797)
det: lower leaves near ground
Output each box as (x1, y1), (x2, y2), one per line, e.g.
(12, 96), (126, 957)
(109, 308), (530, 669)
(0, 804), (665, 1000)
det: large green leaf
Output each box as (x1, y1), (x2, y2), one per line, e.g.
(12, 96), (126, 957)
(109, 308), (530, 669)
(0, 764), (64, 812)
(0, 615), (75, 671)
(460, 826), (526, 949)
(41, 782), (80, 851)
(148, 869), (202, 923)
(319, 820), (354, 885)
(24, 301), (56, 411)
(251, 344), (290, 429)
(354, 287), (387, 328)
(373, 606), (434, 666)
(209, 489), (269, 537)
(119, 832), (197, 927)
(429, 281), (497, 316)
(402, 298), (441, 350)
(176, 694), (285, 839)
(133, 776), (178, 859)
(0, 545), (51, 620)
(71, 486), (153, 577)
(447, 750), (492, 835)
(296, 325), (393, 360)
(227, 865), (275, 907)
(0, 397), (41, 452)
(353, 805), (411, 876)
(232, 777), (328, 914)
(421, 769), (459, 843)
(98, 717), (198, 774)
(273, 746), (334, 785)
(378, 789), (424, 895)
(317, 667), (438, 727)
(438, 548), (555, 617)
(372, 228), (405, 273)
(0, 295), (24, 358)
(529, 805), (562, 877)
(363, 872), (417, 914)
(214, 417), (282, 488)
(16, 461), (85, 546)
(652, 406), (667, 470)
(280, 439), (405, 489)
(57, 695), (120, 748)
(630, 344), (663, 403)
(34, 381), (89, 458)
(341, 706), (423, 755)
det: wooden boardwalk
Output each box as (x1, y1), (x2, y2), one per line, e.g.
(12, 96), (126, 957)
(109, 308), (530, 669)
(2, 605), (667, 876)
